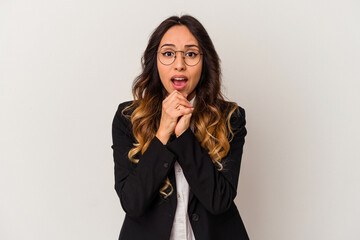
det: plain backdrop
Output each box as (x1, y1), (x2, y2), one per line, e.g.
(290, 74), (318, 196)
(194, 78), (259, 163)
(1, 0), (359, 239)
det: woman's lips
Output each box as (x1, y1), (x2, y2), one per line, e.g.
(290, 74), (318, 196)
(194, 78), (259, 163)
(171, 77), (188, 90)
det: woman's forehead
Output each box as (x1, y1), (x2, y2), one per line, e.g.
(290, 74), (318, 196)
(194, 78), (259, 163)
(159, 25), (199, 48)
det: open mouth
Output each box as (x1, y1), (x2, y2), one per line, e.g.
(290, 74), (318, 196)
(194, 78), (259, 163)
(171, 77), (188, 90)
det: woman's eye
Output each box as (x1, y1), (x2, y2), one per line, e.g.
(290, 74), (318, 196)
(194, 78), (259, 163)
(186, 52), (198, 58)
(162, 51), (174, 57)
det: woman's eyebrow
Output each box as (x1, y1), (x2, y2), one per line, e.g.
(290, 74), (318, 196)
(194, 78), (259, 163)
(185, 44), (199, 49)
(160, 44), (200, 49)
(160, 44), (175, 48)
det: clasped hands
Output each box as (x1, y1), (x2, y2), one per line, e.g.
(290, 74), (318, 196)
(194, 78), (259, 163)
(155, 90), (194, 145)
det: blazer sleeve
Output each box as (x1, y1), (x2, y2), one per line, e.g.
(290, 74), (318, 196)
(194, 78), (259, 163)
(166, 107), (247, 215)
(111, 102), (177, 217)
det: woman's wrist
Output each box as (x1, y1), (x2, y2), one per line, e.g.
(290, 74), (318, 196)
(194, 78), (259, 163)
(156, 130), (170, 145)
(175, 129), (186, 138)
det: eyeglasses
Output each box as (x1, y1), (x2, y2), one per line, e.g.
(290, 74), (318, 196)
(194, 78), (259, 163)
(157, 48), (203, 66)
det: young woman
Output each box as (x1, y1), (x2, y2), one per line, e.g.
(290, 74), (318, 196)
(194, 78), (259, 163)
(111, 15), (249, 240)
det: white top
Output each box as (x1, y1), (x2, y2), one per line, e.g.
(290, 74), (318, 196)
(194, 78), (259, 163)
(169, 161), (196, 240)
(170, 96), (196, 240)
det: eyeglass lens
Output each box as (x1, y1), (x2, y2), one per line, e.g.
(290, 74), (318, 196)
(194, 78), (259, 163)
(158, 48), (201, 66)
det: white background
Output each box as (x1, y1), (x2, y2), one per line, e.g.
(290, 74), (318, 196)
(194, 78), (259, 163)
(1, 0), (359, 239)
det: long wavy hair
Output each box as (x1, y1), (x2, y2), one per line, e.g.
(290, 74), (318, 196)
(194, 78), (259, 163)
(122, 15), (239, 199)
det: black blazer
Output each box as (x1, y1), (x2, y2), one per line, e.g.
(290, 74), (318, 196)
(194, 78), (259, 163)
(111, 101), (249, 240)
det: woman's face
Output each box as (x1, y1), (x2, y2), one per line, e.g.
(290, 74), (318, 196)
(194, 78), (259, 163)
(157, 25), (203, 100)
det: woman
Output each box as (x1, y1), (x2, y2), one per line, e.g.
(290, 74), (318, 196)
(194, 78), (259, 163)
(111, 15), (249, 240)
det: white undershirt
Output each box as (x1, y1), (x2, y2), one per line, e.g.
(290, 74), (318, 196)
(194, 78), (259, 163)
(169, 161), (196, 240)
(169, 96), (196, 240)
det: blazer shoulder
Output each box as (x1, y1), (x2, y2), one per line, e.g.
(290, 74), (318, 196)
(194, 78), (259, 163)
(234, 105), (246, 120)
(229, 105), (247, 135)
(219, 100), (245, 120)
(117, 100), (134, 114)
(113, 100), (134, 134)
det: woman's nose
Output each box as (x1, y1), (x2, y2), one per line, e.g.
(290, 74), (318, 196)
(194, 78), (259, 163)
(174, 52), (186, 70)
